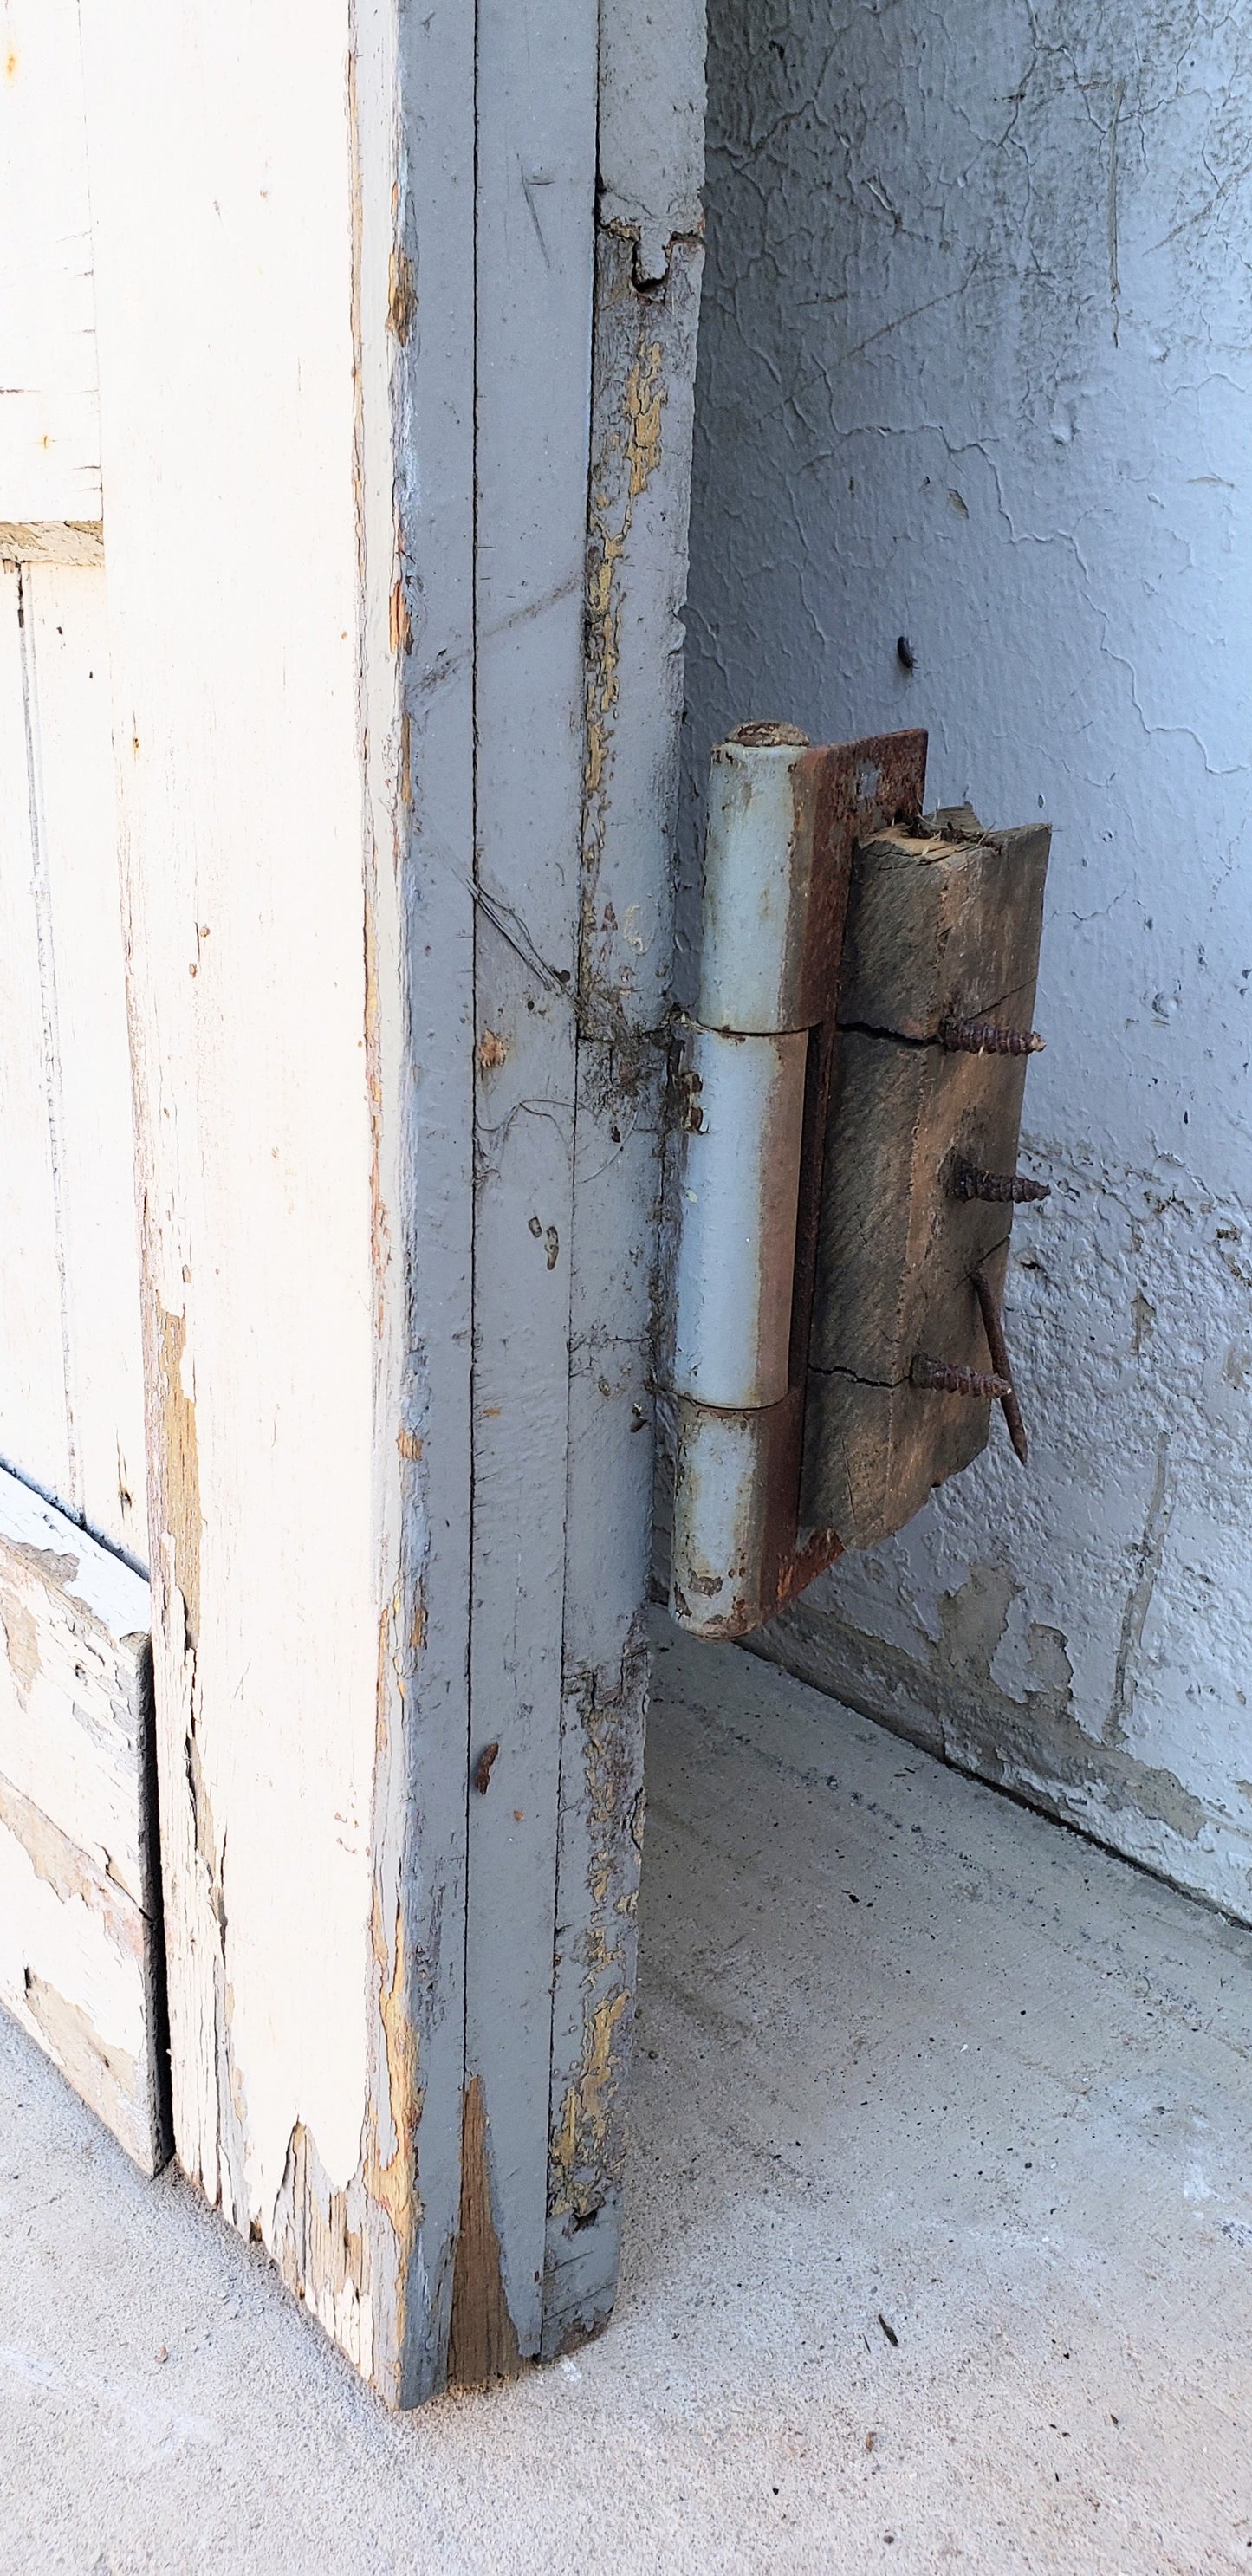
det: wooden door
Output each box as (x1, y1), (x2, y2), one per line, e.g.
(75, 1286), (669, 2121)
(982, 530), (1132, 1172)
(75, 0), (704, 2401)
(0, 0), (165, 2167)
(1, 0), (704, 2399)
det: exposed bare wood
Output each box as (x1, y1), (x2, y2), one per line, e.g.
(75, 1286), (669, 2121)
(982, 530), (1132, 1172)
(0, 523), (104, 567)
(0, 1466), (165, 2170)
(448, 2078), (523, 2391)
(803, 825), (1050, 1548)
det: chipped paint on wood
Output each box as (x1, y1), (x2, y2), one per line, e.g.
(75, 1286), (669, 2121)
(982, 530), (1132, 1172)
(584, 332), (665, 808)
(448, 2074), (522, 2389)
(551, 1988), (631, 2210)
(578, 229), (701, 1055)
(365, 1892), (422, 2263)
(386, 243), (415, 345)
(0, 1770), (142, 1963)
(0, 1465), (165, 2170)
(543, 1638), (647, 2353)
(73, 0), (704, 2403)
(0, 520), (104, 566)
(539, 127), (704, 2358)
(23, 1971), (141, 2120)
(155, 1307), (200, 1651)
(273, 2118), (376, 2384)
(79, 0), (449, 2392)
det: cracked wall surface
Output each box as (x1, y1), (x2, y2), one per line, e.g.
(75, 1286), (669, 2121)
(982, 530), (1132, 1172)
(685, 1), (1252, 1920)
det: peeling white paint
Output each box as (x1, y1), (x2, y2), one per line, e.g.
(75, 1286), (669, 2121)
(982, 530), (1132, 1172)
(690, 1), (1252, 1918)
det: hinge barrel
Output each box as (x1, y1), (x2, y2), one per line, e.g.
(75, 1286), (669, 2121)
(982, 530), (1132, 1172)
(671, 1026), (807, 1412)
(669, 723), (930, 1640)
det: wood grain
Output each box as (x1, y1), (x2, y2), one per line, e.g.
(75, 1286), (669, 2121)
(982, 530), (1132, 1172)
(804, 824), (1050, 1548)
(836, 824), (1051, 1041)
(448, 2077), (523, 2390)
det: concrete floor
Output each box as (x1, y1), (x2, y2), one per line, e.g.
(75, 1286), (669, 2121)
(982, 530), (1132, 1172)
(3, 1621), (1252, 2573)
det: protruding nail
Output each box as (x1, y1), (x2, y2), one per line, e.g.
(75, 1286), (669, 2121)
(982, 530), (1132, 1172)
(939, 1018), (1045, 1056)
(954, 1161), (1050, 1204)
(911, 1355), (1011, 1399)
(971, 1263), (1029, 1463)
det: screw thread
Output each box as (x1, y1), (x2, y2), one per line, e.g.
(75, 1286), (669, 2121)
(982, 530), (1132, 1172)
(954, 1162), (1050, 1204)
(939, 1018), (1044, 1057)
(911, 1355), (1012, 1400)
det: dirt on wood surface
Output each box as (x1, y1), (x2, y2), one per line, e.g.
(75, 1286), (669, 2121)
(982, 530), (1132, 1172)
(2, 1616), (1250, 2572)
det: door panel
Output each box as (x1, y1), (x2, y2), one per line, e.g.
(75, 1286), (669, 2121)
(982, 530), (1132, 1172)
(1, 0), (159, 2170)
(0, 565), (71, 1498)
(21, 564), (147, 1557)
(0, 561), (146, 1561)
(0, 0), (101, 526)
(0, 1465), (165, 2169)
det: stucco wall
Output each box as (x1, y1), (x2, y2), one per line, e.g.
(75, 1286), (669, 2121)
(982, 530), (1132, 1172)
(684, 1), (1252, 1920)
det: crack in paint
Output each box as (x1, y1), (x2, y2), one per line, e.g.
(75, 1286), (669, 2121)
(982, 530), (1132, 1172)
(1106, 1432), (1171, 1749)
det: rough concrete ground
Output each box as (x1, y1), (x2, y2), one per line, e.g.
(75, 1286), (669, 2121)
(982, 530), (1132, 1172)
(3, 1619), (1251, 2573)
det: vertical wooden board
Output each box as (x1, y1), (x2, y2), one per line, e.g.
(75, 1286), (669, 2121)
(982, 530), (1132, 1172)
(382, 0), (480, 2406)
(23, 565), (146, 1560)
(0, 0), (101, 522)
(79, 0), (415, 2393)
(0, 565), (72, 1502)
(0, 1466), (165, 2170)
(545, 230), (704, 2349)
(462, 0), (600, 2370)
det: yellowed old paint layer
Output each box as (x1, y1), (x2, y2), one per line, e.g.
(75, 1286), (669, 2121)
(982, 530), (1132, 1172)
(366, 1891), (422, 2260)
(583, 335), (665, 812)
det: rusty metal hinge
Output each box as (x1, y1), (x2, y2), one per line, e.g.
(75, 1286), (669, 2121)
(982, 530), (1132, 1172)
(669, 723), (1050, 1641)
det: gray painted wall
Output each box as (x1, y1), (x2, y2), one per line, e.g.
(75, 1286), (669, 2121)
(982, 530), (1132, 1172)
(684, 1), (1252, 1921)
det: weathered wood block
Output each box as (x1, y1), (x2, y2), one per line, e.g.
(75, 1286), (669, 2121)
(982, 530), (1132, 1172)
(0, 1468), (166, 2170)
(836, 818), (1051, 1041)
(802, 821), (1049, 1549)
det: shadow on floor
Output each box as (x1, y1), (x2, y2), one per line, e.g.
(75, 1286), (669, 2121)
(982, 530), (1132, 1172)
(2, 1619), (1249, 2573)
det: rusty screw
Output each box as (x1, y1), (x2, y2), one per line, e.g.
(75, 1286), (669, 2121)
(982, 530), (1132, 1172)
(953, 1161), (1050, 1204)
(971, 1262), (1029, 1464)
(911, 1355), (1011, 1400)
(939, 1018), (1045, 1057)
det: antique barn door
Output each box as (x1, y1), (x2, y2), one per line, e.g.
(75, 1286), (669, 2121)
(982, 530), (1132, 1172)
(0, 1), (165, 2170)
(0, 0), (707, 2406)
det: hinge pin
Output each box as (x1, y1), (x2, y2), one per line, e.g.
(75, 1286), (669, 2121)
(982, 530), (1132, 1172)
(953, 1161), (1050, 1204)
(911, 1355), (1011, 1399)
(939, 1018), (1044, 1056)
